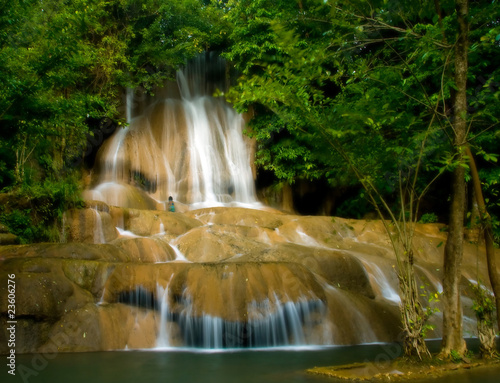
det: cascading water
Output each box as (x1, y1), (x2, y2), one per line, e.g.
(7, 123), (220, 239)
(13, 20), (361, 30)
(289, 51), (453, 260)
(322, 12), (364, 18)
(9, 197), (485, 353)
(91, 208), (106, 244)
(104, 261), (348, 350)
(116, 282), (329, 349)
(86, 53), (259, 210)
(154, 289), (328, 349)
(61, 54), (480, 354)
(359, 259), (401, 304)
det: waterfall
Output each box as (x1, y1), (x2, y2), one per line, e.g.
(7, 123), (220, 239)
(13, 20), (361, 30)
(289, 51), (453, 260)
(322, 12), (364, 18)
(323, 284), (378, 344)
(156, 279), (173, 348)
(86, 53), (259, 210)
(114, 274), (398, 350)
(154, 284), (328, 349)
(91, 208), (106, 244)
(360, 259), (401, 304)
(159, 221), (165, 235)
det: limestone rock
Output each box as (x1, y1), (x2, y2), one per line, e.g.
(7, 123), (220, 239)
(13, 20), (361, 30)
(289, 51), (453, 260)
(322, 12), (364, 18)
(83, 200), (111, 213)
(117, 208), (203, 237)
(65, 207), (118, 243)
(82, 183), (159, 210)
(1, 205), (497, 354)
(101, 262), (327, 322)
(185, 206), (286, 229)
(0, 242), (132, 262)
(112, 237), (177, 262)
(38, 303), (102, 353)
(175, 224), (270, 262)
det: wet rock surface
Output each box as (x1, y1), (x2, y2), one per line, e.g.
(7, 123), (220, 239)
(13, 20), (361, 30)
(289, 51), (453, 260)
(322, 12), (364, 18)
(0, 204), (497, 353)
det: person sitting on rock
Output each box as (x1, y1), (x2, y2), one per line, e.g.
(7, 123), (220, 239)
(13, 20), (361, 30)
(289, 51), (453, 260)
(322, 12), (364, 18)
(168, 196), (175, 212)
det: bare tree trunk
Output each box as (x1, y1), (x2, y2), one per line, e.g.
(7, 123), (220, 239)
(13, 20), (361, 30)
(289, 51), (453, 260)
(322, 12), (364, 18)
(440, 0), (469, 358)
(466, 146), (500, 333)
(441, 163), (467, 356)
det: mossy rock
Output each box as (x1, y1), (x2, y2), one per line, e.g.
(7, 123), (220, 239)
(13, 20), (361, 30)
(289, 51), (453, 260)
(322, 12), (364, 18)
(0, 233), (19, 245)
(0, 223), (9, 233)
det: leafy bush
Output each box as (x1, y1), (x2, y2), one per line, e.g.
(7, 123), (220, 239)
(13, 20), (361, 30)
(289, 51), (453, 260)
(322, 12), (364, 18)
(0, 177), (83, 243)
(0, 209), (34, 243)
(419, 212), (438, 224)
(450, 349), (462, 363)
(470, 282), (496, 324)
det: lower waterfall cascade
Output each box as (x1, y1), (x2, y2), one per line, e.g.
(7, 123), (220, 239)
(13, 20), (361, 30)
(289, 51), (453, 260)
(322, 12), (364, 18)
(1, 199), (491, 353)
(9, 203), (484, 353)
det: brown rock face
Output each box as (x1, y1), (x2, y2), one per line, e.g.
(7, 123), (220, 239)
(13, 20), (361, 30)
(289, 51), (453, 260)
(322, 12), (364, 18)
(65, 207), (118, 243)
(0, 233), (19, 245)
(112, 237), (177, 263)
(121, 208), (202, 237)
(1, 205), (495, 354)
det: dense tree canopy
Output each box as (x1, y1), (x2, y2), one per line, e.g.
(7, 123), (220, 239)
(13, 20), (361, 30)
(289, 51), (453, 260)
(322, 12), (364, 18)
(222, 0), (500, 230)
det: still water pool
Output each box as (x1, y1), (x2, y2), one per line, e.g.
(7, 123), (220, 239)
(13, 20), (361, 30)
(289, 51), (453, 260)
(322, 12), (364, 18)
(12, 341), (500, 383)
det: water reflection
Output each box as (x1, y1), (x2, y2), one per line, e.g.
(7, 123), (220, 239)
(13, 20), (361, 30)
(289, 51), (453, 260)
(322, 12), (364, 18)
(15, 340), (500, 383)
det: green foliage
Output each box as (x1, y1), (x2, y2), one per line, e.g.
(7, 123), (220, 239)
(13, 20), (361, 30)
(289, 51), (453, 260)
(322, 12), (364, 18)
(478, 166), (500, 245)
(0, 0), (223, 185)
(419, 213), (438, 224)
(470, 281), (499, 359)
(470, 282), (497, 325)
(223, 0), (453, 217)
(0, 209), (33, 243)
(450, 349), (463, 364)
(336, 191), (371, 219)
(0, 177), (83, 243)
(222, 0), (500, 227)
(224, 0), (500, 243)
(419, 287), (441, 338)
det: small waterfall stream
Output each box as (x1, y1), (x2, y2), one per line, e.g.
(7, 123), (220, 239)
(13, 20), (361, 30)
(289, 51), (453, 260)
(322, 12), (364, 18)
(91, 208), (106, 244)
(359, 259), (401, 304)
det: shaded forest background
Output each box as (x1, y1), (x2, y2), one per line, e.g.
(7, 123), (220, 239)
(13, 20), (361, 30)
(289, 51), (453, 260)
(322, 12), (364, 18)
(0, 0), (499, 245)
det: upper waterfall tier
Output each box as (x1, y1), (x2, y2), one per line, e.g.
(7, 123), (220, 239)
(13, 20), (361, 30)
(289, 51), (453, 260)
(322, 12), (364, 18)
(85, 54), (259, 210)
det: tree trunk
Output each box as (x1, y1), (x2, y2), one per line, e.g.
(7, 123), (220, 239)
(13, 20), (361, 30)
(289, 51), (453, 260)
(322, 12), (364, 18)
(440, 0), (469, 358)
(469, 186), (480, 243)
(441, 161), (467, 356)
(466, 146), (500, 333)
